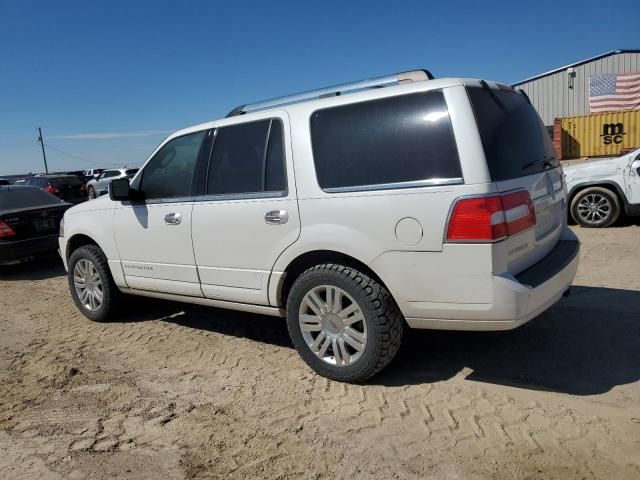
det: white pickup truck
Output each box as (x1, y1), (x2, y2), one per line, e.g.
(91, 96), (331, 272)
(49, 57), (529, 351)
(564, 147), (640, 227)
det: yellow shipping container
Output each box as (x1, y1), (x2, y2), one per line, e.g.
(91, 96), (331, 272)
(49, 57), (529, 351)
(555, 110), (640, 159)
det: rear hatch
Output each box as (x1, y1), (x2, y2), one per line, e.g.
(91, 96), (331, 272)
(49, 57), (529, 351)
(467, 85), (566, 274)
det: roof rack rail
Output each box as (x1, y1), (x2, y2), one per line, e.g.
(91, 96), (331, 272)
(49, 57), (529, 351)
(226, 69), (434, 117)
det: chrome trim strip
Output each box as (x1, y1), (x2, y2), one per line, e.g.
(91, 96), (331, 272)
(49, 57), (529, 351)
(137, 196), (194, 205)
(118, 287), (286, 317)
(140, 190), (288, 205)
(322, 177), (463, 194)
(194, 191), (288, 202)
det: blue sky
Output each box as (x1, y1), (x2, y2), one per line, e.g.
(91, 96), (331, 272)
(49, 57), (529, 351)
(1, 0), (638, 175)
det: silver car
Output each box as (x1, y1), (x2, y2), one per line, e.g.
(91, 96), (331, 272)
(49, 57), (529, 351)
(86, 168), (139, 199)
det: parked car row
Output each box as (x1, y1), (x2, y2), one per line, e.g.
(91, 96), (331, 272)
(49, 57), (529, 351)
(0, 168), (139, 203)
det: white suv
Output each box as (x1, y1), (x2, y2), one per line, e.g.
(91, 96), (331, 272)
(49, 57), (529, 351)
(564, 147), (640, 227)
(59, 70), (579, 382)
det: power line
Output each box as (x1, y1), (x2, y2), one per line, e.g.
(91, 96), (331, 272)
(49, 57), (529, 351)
(43, 143), (138, 166)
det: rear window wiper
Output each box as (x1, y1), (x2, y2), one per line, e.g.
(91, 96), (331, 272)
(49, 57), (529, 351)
(521, 156), (556, 171)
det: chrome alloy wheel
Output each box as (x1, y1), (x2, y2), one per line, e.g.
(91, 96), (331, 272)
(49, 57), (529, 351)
(298, 285), (367, 367)
(577, 193), (611, 224)
(73, 259), (103, 311)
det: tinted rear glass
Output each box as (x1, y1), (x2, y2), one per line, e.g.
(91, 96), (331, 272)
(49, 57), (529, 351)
(0, 186), (63, 210)
(125, 169), (139, 176)
(310, 91), (461, 191)
(50, 176), (83, 186)
(206, 119), (287, 195)
(466, 87), (558, 181)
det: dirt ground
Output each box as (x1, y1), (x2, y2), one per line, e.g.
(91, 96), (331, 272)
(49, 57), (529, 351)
(1, 223), (639, 480)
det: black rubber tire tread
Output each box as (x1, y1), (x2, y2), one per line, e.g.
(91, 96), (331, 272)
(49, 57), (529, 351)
(67, 245), (119, 323)
(286, 263), (404, 383)
(570, 186), (621, 228)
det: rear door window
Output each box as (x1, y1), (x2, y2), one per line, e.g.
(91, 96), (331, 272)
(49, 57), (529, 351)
(310, 90), (461, 191)
(466, 87), (558, 181)
(206, 119), (287, 196)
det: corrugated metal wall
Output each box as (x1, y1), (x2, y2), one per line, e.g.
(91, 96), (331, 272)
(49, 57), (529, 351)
(513, 52), (640, 126)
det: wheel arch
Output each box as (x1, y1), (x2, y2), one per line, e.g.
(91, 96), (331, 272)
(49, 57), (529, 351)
(568, 181), (628, 210)
(65, 233), (102, 260)
(275, 249), (392, 307)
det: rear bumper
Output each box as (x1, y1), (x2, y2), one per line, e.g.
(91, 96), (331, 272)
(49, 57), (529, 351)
(0, 235), (60, 263)
(404, 229), (580, 331)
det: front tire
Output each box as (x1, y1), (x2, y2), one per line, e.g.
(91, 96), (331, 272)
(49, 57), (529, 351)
(88, 186), (96, 199)
(286, 264), (404, 382)
(570, 187), (621, 228)
(67, 245), (119, 322)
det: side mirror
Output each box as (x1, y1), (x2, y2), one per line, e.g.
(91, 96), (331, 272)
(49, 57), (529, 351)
(109, 178), (132, 201)
(631, 159), (640, 176)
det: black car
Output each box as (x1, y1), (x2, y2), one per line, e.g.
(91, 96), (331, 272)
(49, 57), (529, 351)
(0, 185), (71, 263)
(0, 179), (10, 185)
(25, 175), (88, 204)
(65, 170), (90, 182)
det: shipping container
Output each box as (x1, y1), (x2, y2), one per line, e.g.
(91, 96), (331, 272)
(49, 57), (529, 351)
(554, 110), (640, 159)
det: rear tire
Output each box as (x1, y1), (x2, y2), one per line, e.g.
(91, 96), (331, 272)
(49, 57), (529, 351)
(286, 264), (404, 382)
(570, 187), (621, 228)
(67, 245), (119, 322)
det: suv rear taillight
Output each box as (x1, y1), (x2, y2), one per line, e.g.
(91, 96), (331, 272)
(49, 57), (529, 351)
(446, 190), (536, 242)
(45, 184), (61, 195)
(0, 219), (16, 237)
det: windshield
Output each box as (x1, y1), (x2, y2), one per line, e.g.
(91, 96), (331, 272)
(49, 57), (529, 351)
(467, 87), (558, 181)
(0, 186), (63, 210)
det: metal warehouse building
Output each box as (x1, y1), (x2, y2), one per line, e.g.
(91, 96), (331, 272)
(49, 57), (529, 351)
(512, 49), (640, 127)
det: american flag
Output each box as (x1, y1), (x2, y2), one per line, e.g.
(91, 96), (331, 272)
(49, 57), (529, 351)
(589, 72), (640, 113)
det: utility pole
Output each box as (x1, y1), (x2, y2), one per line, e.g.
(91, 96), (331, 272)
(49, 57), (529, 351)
(37, 127), (49, 174)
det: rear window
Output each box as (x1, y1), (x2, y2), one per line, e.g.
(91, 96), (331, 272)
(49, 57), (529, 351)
(310, 91), (462, 191)
(125, 169), (139, 176)
(466, 87), (558, 181)
(50, 176), (83, 186)
(0, 186), (63, 210)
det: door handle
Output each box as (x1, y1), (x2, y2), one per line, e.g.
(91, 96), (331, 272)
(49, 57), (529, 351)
(164, 212), (182, 225)
(265, 210), (289, 225)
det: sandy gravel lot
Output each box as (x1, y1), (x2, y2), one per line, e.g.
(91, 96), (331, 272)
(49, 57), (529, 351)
(1, 223), (639, 479)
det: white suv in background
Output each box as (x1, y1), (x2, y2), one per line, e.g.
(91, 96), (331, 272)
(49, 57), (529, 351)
(86, 168), (139, 199)
(564, 147), (640, 227)
(59, 70), (579, 382)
